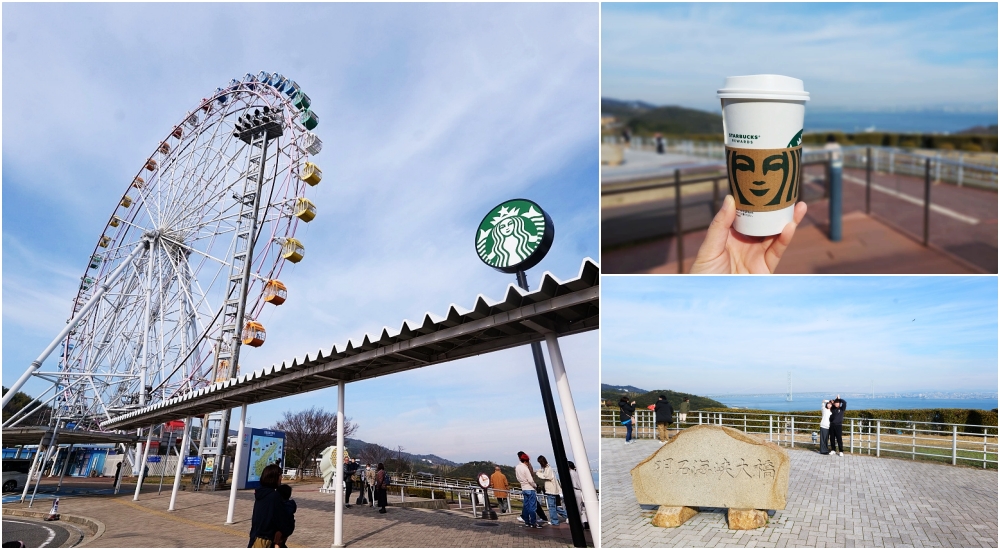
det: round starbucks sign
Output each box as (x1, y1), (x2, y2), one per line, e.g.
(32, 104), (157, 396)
(475, 199), (554, 273)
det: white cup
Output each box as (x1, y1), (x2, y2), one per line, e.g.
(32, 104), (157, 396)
(718, 75), (809, 236)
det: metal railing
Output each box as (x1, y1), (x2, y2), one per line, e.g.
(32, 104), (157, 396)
(601, 408), (998, 469)
(601, 152), (833, 272)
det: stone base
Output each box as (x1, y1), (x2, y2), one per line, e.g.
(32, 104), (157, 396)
(651, 506), (698, 528)
(727, 508), (768, 530)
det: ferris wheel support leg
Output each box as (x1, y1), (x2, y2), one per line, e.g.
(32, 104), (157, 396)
(1, 241), (148, 410)
(169, 417), (192, 511)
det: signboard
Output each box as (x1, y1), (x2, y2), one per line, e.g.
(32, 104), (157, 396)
(147, 456), (162, 463)
(204, 456), (216, 473)
(477, 472), (490, 489)
(238, 428), (286, 490)
(475, 199), (553, 274)
(183, 456), (202, 466)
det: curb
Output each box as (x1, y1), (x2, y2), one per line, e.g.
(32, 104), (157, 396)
(2, 507), (106, 546)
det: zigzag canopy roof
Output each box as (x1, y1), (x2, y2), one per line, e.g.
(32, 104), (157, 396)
(102, 258), (599, 430)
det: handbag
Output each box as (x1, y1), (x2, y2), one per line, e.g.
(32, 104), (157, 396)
(250, 537), (274, 548)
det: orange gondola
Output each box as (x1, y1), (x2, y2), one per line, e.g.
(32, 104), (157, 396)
(264, 280), (287, 305)
(242, 321), (266, 347)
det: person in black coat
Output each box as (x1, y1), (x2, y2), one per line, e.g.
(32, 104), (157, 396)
(619, 396), (636, 444)
(828, 395), (847, 456)
(653, 395), (674, 444)
(248, 464), (292, 547)
(344, 458), (358, 508)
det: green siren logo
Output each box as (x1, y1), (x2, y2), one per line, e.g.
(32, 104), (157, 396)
(476, 199), (554, 273)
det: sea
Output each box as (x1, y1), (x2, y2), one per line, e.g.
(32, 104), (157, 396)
(804, 110), (997, 134)
(716, 394), (998, 412)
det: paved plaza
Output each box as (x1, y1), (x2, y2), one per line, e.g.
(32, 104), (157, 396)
(2, 479), (592, 547)
(602, 437), (998, 548)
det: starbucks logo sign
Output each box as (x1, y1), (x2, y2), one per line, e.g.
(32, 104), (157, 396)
(475, 199), (554, 274)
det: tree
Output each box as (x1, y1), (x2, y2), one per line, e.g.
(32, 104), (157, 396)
(356, 442), (391, 467)
(385, 445), (411, 473)
(271, 407), (357, 479)
(2, 386), (52, 425)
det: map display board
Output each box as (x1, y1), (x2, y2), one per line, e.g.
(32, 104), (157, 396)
(240, 428), (285, 489)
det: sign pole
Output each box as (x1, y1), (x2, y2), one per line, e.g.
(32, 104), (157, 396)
(517, 271), (587, 548)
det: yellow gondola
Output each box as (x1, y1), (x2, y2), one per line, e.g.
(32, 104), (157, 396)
(120, 196), (132, 208)
(99, 236), (111, 248)
(242, 321), (266, 347)
(281, 238), (304, 263)
(110, 216), (121, 227)
(294, 197), (316, 222)
(299, 162), (322, 186)
(264, 280), (287, 305)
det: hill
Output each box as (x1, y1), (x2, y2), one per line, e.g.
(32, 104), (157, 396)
(602, 98), (723, 135)
(446, 460), (518, 482)
(601, 383), (648, 395)
(956, 124), (998, 135)
(602, 386), (727, 411)
(344, 438), (458, 467)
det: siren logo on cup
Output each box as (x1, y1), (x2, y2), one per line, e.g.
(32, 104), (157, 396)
(725, 145), (802, 212)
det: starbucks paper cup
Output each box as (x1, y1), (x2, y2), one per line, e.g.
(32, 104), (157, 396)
(718, 75), (809, 236)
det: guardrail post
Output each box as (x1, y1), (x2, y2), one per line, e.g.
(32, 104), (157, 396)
(983, 435), (987, 469)
(923, 158), (931, 246)
(957, 152), (964, 187)
(743, 414), (747, 433)
(699, 412), (703, 425)
(876, 420), (881, 457)
(458, 491), (462, 509)
(769, 415), (772, 442)
(790, 416), (795, 448)
(952, 425), (958, 465)
(889, 150), (895, 174)
(850, 419), (854, 454)
(865, 147), (872, 214)
(712, 178), (720, 213)
(675, 169), (684, 274)
(912, 425), (916, 460)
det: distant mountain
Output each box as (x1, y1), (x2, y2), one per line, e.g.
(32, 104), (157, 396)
(601, 385), (727, 411)
(956, 124), (998, 135)
(447, 460), (518, 482)
(344, 437), (459, 467)
(602, 98), (723, 136)
(601, 383), (648, 395)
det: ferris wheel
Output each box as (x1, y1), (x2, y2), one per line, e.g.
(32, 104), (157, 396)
(2, 72), (324, 431)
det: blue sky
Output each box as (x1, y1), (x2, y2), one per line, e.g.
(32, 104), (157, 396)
(602, 277), (998, 396)
(602, 2), (999, 112)
(2, 3), (599, 470)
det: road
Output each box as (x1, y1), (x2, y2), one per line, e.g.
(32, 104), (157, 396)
(2, 517), (78, 548)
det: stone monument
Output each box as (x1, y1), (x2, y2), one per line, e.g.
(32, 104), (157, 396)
(631, 424), (790, 529)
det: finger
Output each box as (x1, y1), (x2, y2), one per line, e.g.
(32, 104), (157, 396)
(764, 201), (807, 272)
(694, 195), (735, 262)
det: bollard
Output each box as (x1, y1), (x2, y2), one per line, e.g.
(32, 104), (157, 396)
(876, 420), (881, 457)
(790, 417), (795, 448)
(923, 158), (931, 246)
(674, 169), (684, 274)
(769, 415), (773, 442)
(865, 147), (872, 214)
(850, 419), (854, 454)
(828, 150), (843, 242)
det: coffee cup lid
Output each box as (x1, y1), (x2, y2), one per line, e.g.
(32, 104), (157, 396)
(718, 74), (810, 101)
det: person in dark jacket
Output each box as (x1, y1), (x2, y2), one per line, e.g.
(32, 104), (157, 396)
(829, 395), (847, 456)
(276, 484), (297, 548)
(248, 464), (291, 547)
(374, 463), (389, 514)
(344, 457), (358, 508)
(653, 395), (674, 444)
(619, 396), (636, 444)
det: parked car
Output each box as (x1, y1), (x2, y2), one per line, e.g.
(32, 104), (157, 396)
(2, 459), (31, 492)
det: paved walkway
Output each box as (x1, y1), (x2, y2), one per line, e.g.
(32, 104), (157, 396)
(3, 479), (591, 547)
(602, 437), (998, 548)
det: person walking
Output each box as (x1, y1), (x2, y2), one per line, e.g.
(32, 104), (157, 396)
(113, 461), (122, 486)
(819, 400), (832, 455)
(489, 466), (510, 513)
(248, 464), (292, 548)
(619, 395), (636, 444)
(829, 395), (847, 456)
(515, 452), (540, 528)
(653, 395), (674, 444)
(678, 398), (690, 424)
(374, 463), (389, 514)
(535, 456), (568, 526)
